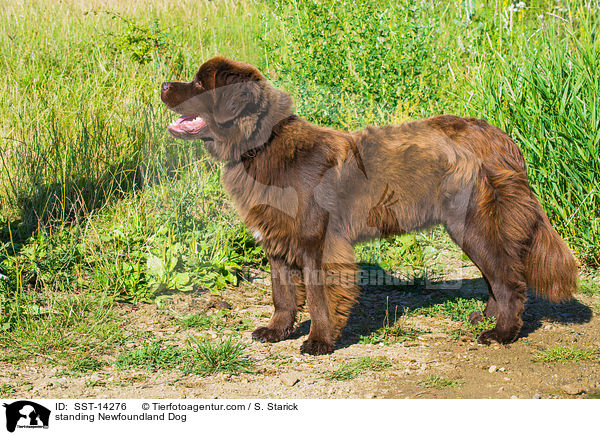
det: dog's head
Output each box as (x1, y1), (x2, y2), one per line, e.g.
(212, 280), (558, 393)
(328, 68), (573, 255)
(161, 56), (292, 161)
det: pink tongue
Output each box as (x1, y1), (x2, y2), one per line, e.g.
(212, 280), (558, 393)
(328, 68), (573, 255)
(168, 115), (206, 133)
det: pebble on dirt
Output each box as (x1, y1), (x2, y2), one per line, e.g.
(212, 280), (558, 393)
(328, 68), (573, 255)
(561, 383), (586, 396)
(280, 372), (301, 387)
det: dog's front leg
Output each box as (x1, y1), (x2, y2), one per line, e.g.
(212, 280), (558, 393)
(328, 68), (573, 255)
(300, 253), (335, 355)
(300, 235), (360, 355)
(252, 256), (299, 343)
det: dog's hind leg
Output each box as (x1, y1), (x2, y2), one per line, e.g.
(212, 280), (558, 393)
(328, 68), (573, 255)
(448, 223), (527, 343)
(444, 218), (499, 325)
(444, 161), (540, 344)
(445, 208), (529, 345)
(252, 256), (301, 343)
(300, 234), (360, 355)
(465, 263), (499, 325)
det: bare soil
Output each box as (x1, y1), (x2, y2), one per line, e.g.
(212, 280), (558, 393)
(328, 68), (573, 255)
(2, 262), (599, 399)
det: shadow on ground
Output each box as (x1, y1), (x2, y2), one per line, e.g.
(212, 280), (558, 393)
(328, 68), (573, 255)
(290, 264), (593, 349)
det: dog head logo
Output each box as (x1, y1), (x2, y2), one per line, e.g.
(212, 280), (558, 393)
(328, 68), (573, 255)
(3, 401), (50, 432)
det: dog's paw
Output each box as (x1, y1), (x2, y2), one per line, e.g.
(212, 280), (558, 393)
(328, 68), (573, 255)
(300, 339), (334, 355)
(477, 328), (516, 345)
(476, 330), (495, 345)
(469, 311), (485, 325)
(252, 327), (290, 343)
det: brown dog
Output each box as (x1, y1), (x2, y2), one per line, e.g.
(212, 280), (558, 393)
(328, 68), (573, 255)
(161, 56), (577, 355)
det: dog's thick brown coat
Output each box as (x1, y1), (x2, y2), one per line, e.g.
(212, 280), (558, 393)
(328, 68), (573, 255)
(161, 57), (577, 355)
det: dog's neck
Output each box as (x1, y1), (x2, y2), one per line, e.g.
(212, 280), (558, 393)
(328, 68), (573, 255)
(240, 115), (298, 162)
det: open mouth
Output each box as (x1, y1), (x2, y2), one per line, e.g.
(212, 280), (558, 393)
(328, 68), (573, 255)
(168, 115), (207, 136)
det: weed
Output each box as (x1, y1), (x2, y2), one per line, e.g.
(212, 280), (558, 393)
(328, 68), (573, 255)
(176, 313), (226, 330)
(175, 312), (252, 333)
(578, 277), (600, 297)
(106, 13), (172, 66)
(263, 0), (445, 126)
(321, 357), (391, 381)
(0, 384), (15, 397)
(185, 337), (253, 376)
(266, 353), (293, 367)
(413, 295), (496, 338)
(0, 0), (598, 384)
(20, 383), (33, 392)
(70, 356), (104, 373)
(356, 234), (425, 272)
(113, 374), (149, 387)
(359, 324), (426, 345)
(447, 314), (496, 340)
(418, 375), (463, 389)
(229, 318), (253, 332)
(413, 296), (485, 323)
(85, 380), (107, 388)
(359, 303), (427, 345)
(534, 346), (600, 363)
(115, 341), (186, 371)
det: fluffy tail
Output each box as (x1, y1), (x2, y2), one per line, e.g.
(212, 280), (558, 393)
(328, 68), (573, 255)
(524, 207), (578, 302)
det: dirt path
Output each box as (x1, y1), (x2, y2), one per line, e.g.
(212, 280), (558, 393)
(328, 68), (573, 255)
(2, 263), (599, 399)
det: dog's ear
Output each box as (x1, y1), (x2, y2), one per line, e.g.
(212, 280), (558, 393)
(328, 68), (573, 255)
(211, 59), (266, 127)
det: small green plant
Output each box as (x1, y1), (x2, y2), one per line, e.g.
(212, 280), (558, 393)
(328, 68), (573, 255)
(413, 295), (496, 338)
(0, 384), (15, 397)
(115, 341), (186, 371)
(358, 324), (425, 345)
(186, 337), (253, 376)
(418, 375), (463, 389)
(146, 242), (194, 294)
(578, 277), (600, 297)
(321, 357), (391, 381)
(175, 312), (252, 333)
(176, 313), (225, 330)
(534, 346), (600, 363)
(413, 296), (486, 323)
(70, 355), (104, 373)
(447, 314), (496, 340)
(267, 353), (293, 367)
(85, 380), (107, 388)
(229, 317), (253, 332)
(106, 12), (170, 65)
(359, 304), (427, 345)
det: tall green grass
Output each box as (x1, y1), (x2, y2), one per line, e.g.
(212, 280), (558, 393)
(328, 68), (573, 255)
(0, 0), (268, 224)
(468, 4), (600, 265)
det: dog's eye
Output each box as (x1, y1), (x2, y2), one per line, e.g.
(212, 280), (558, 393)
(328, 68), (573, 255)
(217, 118), (235, 129)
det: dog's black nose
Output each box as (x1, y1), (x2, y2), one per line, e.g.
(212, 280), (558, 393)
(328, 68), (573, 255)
(161, 82), (170, 92)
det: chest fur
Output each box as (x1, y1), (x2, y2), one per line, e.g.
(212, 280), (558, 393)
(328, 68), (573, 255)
(222, 163), (329, 263)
